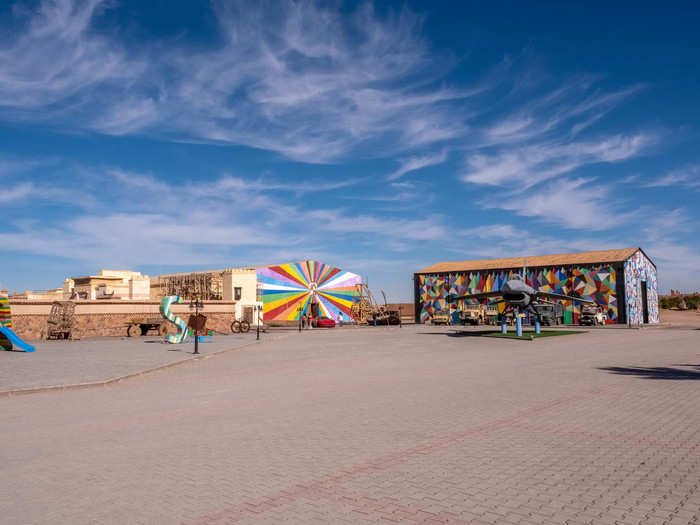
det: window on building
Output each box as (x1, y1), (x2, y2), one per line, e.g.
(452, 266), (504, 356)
(234, 287), (242, 300)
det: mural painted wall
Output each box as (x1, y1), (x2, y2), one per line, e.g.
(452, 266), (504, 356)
(0, 292), (11, 328)
(259, 261), (361, 322)
(418, 265), (619, 324)
(624, 251), (659, 324)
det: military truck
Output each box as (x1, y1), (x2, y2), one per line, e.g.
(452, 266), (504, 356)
(430, 311), (452, 325)
(532, 303), (564, 326)
(579, 304), (607, 326)
(459, 304), (499, 325)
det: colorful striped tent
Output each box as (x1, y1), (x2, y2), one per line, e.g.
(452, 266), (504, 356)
(259, 261), (360, 322)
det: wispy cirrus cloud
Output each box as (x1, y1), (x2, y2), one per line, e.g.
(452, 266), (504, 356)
(480, 80), (645, 146)
(0, 165), (447, 268)
(480, 177), (639, 230)
(462, 133), (653, 188)
(0, 0), (476, 163)
(387, 150), (447, 180)
(0, 0), (137, 112)
(645, 165), (700, 189)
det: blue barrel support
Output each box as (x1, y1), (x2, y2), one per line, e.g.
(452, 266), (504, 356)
(535, 317), (541, 335)
(516, 315), (522, 337)
(501, 316), (507, 334)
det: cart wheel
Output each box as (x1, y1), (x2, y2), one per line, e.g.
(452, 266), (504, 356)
(240, 320), (250, 333)
(158, 324), (168, 336)
(127, 324), (141, 337)
(231, 320), (241, 333)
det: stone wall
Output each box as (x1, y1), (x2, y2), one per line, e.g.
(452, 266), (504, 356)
(9, 301), (237, 341)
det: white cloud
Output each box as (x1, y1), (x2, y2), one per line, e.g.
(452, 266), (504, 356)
(0, 0), (476, 163)
(480, 177), (638, 231)
(0, 0), (137, 111)
(0, 182), (35, 202)
(462, 134), (653, 188)
(387, 150), (447, 181)
(645, 165), (700, 189)
(0, 166), (449, 269)
(479, 81), (645, 147)
(306, 209), (448, 241)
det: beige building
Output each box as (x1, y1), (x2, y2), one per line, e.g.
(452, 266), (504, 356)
(9, 288), (64, 301)
(150, 267), (263, 325)
(64, 270), (151, 301)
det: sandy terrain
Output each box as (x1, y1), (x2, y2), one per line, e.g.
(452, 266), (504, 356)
(660, 308), (700, 327)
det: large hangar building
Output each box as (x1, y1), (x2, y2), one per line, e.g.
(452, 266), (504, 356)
(414, 248), (658, 325)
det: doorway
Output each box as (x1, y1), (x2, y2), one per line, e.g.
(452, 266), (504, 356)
(641, 281), (649, 324)
(310, 303), (320, 318)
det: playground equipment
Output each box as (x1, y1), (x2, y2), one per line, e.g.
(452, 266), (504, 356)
(159, 295), (189, 343)
(0, 294), (35, 352)
(45, 301), (77, 340)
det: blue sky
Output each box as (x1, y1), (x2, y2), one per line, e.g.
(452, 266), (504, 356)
(1, 1), (699, 301)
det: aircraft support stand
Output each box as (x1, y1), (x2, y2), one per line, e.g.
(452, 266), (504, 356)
(535, 316), (541, 335)
(501, 316), (507, 334)
(516, 314), (522, 337)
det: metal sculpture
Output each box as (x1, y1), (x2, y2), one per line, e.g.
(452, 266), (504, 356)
(159, 295), (189, 344)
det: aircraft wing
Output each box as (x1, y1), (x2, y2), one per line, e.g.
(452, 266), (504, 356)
(536, 291), (596, 304)
(449, 291), (504, 302)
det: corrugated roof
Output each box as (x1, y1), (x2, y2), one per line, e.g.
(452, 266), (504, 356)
(416, 247), (642, 274)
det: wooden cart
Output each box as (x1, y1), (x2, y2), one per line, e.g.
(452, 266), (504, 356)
(125, 317), (168, 337)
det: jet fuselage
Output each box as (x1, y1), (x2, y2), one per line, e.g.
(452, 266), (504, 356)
(500, 276), (535, 308)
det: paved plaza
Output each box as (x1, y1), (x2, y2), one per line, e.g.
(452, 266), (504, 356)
(1, 325), (699, 524)
(0, 333), (264, 393)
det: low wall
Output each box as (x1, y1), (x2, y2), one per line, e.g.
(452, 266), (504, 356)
(9, 301), (238, 340)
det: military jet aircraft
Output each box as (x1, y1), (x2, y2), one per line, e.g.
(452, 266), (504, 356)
(448, 273), (595, 309)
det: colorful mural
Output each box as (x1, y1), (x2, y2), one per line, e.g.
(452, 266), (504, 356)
(259, 261), (361, 321)
(418, 265), (619, 324)
(0, 293), (11, 328)
(624, 251), (659, 324)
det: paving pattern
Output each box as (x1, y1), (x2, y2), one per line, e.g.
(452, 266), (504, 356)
(1, 326), (699, 524)
(0, 333), (261, 392)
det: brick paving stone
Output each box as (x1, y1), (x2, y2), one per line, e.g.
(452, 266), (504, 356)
(0, 332), (264, 391)
(0, 325), (699, 524)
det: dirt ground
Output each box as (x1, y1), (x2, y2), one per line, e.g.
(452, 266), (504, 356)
(660, 308), (700, 327)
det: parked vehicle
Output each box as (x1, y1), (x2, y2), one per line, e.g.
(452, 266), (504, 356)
(579, 304), (607, 326)
(532, 303), (564, 326)
(314, 316), (336, 328)
(430, 311), (451, 325)
(459, 304), (499, 325)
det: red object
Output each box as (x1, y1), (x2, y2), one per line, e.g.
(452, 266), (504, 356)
(315, 316), (336, 328)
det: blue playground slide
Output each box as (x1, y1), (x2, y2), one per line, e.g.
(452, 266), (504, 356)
(0, 325), (35, 352)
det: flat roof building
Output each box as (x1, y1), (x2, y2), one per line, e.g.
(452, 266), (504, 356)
(414, 247), (658, 325)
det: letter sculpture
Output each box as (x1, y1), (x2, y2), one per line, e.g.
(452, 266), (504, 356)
(159, 295), (189, 344)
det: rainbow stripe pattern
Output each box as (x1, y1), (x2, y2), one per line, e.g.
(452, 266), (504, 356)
(0, 293), (11, 328)
(159, 295), (189, 344)
(259, 261), (361, 321)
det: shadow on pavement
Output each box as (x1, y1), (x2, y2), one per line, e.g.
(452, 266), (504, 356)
(416, 330), (502, 337)
(599, 365), (700, 380)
